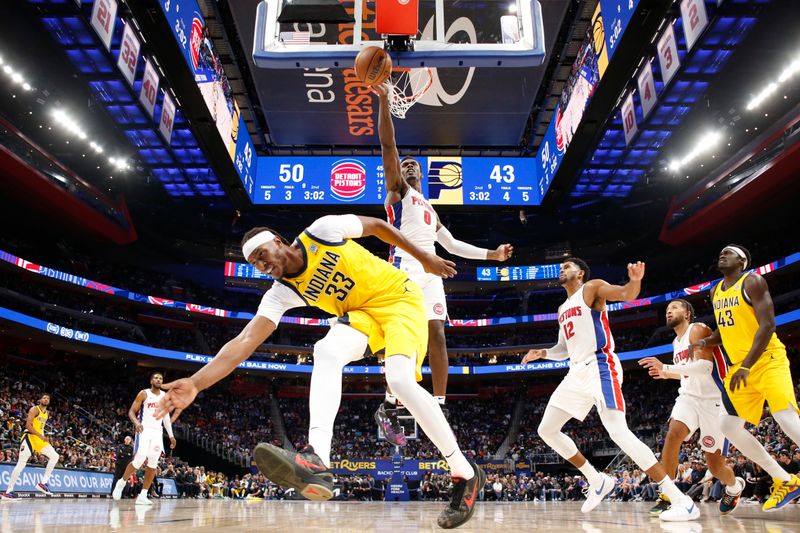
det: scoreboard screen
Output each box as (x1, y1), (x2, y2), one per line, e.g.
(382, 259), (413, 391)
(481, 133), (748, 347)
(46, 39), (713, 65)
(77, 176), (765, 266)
(252, 156), (540, 206)
(477, 264), (561, 281)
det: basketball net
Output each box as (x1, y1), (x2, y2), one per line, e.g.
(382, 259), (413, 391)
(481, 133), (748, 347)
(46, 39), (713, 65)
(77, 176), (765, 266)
(387, 67), (434, 119)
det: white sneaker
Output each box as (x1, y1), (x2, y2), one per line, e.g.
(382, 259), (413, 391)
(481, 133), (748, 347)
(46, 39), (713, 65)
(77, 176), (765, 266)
(135, 492), (154, 506)
(660, 497), (700, 521)
(581, 473), (615, 513)
(112, 479), (126, 501)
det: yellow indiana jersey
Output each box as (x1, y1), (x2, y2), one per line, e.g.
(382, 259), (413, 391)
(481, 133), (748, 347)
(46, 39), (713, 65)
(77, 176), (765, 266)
(712, 273), (785, 365)
(280, 230), (409, 318)
(30, 405), (48, 436)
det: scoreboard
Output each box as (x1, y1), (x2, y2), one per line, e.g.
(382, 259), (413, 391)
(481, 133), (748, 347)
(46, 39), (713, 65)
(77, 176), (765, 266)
(224, 261), (273, 280)
(253, 156), (540, 206)
(477, 264), (561, 281)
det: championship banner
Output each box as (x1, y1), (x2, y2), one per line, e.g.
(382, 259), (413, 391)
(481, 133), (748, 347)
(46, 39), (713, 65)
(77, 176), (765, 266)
(0, 464), (177, 497)
(636, 60), (657, 119)
(116, 21), (141, 87)
(657, 23), (681, 86)
(621, 91), (638, 145)
(90, 0), (118, 51)
(680, 0), (709, 52)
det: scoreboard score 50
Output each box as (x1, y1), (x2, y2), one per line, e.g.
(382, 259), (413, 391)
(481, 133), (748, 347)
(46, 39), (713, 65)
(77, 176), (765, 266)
(253, 156), (541, 206)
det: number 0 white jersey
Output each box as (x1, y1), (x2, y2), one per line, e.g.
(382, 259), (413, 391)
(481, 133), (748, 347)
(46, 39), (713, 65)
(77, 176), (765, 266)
(138, 389), (166, 433)
(672, 323), (728, 400)
(385, 187), (437, 270)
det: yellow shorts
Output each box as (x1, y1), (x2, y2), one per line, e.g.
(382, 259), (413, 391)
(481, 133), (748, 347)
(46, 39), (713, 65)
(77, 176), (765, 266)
(340, 278), (428, 381)
(22, 433), (49, 454)
(720, 348), (799, 425)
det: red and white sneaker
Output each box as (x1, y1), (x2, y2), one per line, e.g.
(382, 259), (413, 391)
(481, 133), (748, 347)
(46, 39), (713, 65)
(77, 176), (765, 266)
(36, 482), (53, 496)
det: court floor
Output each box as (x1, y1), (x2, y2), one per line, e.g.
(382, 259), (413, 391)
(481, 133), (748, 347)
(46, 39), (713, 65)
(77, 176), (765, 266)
(2, 499), (799, 532)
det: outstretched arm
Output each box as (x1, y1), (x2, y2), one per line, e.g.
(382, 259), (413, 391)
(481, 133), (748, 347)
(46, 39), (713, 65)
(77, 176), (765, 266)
(584, 262), (645, 305)
(436, 224), (513, 261)
(374, 83), (407, 197)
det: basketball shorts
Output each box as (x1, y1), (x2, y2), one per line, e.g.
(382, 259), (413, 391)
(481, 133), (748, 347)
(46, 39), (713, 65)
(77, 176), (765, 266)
(132, 430), (164, 468)
(548, 353), (625, 421)
(719, 348), (799, 426)
(393, 258), (447, 321)
(670, 394), (729, 454)
(339, 278), (428, 381)
(21, 433), (50, 454)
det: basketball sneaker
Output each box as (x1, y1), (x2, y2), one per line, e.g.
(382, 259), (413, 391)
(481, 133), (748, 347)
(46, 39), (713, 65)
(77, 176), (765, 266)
(135, 491), (153, 506)
(374, 403), (407, 446)
(112, 478), (126, 500)
(437, 460), (486, 529)
(763, 474), (800, 512)
(254, 443), (333, 501)
(581, 473), (615, 513)
(0, 492), (16, 500)
(650, 493), (671, 516)
(659, 496), (700, 521)
(35, 482), (53, 496)
(719, 477), (745, 515)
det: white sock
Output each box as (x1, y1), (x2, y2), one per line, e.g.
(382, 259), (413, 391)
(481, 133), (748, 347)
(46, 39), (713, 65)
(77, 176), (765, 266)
(385, 392), (397, 406)
(658, 476), (687, 503)
(384, 355), (473, 480)
(577, 462), (602, 486)
(773, 408), (800, 449)
(721, 414), (791, 482)
(434, 395), (446, 406)
(42, 447), (58, 484)
(5, 447), (31, 493)
(725, 478), (744, 495)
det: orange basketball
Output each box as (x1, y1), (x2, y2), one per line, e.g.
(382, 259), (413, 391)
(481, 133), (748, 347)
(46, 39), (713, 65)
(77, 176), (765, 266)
(354, 46), (392, 86)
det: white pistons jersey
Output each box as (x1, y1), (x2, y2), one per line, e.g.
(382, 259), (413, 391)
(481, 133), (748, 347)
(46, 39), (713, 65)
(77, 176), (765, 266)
(386, 187), (437, 269)
(672, 323), (727, 400)
(139, 389), (166, 433)
(557, 285), (616, 364)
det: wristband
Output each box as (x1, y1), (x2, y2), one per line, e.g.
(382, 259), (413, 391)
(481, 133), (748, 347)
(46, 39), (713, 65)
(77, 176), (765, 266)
(738, 367), (751, 373)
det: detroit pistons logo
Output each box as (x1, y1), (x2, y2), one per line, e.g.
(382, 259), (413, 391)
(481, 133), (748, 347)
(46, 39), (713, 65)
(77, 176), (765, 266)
(330, 159), (367, 202)
(433, 303), (445, 315)
(702, 436), (715, 448)
(189, 15), (204, 71)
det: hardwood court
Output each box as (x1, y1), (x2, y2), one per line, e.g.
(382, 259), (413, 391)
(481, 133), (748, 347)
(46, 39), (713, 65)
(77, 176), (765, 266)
(2, 499), (799, 532)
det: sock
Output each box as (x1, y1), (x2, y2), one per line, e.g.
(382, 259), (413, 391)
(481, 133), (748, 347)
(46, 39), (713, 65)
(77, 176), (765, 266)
(721, 414), (791, 482)
(434, 395), (446, 406)
(385, 392), (397, 406)
(577, 461), (602, 486)
(773, 408), (800, 451)
(658, 476), (687, 503)
(725, 478), (744, 496)
(384, 355), (473, 480)
(42, 448), (58, 484)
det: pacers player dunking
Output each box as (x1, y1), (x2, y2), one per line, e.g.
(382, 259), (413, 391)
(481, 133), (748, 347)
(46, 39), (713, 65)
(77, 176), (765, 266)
(373, 82), (513, 444)
(1, 393), (59, 499)
(155, 215), (485, 529)
(693, 244), (800, 511)
(112, 372), (176, 505)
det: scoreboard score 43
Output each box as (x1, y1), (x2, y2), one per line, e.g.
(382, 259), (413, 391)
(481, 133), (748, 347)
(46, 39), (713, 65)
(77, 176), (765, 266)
(253, 156), (540, 206)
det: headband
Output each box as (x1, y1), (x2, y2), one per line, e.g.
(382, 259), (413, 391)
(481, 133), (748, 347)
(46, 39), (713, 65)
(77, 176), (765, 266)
(242, 231), (276, 260)
(723, 246), (748, 269)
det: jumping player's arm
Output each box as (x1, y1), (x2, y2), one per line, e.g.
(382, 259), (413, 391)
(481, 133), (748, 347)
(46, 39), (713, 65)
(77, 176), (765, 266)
(25, 406), (47, 441)
(128, 390), (147, 433)
(730, 274), (777, 392)
(583, 261), (645, 306)
(374, 83), (408, 197)
(435, 218), (513, 262)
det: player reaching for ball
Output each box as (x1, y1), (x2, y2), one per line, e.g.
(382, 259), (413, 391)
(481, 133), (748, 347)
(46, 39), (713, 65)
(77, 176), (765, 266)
(371, 80), (514, 444)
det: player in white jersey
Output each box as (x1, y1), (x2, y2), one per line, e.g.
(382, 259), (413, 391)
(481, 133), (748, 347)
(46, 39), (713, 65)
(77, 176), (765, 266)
(640, 299), (744, 516)
(373, 81), (513, 443)
(112, 372), (176, 505)
(521, 258), (699, 522)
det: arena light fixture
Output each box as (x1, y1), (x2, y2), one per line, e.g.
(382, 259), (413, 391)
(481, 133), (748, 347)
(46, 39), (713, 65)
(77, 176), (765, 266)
(747, 55), (800, 110)
(668, 131), (721, 172)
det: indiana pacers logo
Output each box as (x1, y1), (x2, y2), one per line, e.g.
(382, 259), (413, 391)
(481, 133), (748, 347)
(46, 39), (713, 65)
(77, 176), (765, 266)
(427, 157), (463, 205)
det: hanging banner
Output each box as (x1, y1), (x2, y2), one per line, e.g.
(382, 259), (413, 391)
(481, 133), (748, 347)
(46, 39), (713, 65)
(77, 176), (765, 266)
(680, 0), (709, 52)
(621, 91), (637, 145)
(637, 60), (657, 119)
(139, 59), (160, 119)
(90, 0), (118, 51)
(159, 92), (176, 144)
(657, 23), (681, 86)
(116, 21), (141, 87)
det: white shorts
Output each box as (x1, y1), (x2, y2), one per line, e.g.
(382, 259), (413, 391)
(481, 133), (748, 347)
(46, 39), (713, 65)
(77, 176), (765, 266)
(401, 262), (447, 321)
(670, 394), (729, 454)
(132, 430), (164, 468)
(548, 355), (626, 421)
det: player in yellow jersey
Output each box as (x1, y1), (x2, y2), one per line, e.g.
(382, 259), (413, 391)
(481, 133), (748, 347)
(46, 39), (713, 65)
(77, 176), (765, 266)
(155, 215), (485, 529)
(694, 244), (800, 512)
(1, 393), (60, 499)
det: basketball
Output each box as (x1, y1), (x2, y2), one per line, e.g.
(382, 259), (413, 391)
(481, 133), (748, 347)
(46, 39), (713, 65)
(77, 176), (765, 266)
(354, 46), (392, 86)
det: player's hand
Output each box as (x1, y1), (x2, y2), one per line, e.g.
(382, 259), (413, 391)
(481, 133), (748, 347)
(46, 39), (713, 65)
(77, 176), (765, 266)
(638, 357), (665, 378)
(421, 253), (457, 278)
(627, 261), (646, 281)
(521, 349), (546, 365)
(370, 81), (390, 99)
(169, 437), (177, 449)
(489, 244), (514, 262)
(134, 423), (143, 434)
(156, 378), (199, 420)
(729, 368), (749, 392)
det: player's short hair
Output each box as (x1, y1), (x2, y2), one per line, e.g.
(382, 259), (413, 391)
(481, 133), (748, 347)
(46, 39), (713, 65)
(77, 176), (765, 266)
(563, 257), (590, 281)
(400, 156), (419, 166)
(670, 299), (695, 319)
(39, 392), (50, 400)
(150, 371), (163, 380)
(725, 243), (752, 271)
(242, 226), (290, 247)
